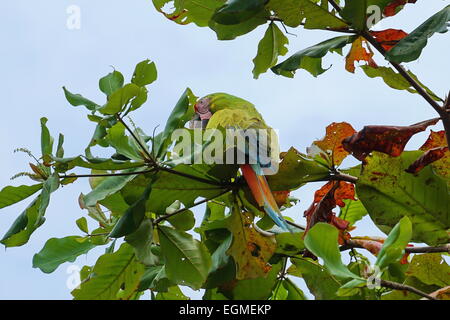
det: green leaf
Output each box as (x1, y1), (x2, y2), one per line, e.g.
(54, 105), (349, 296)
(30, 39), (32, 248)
(212, 0), (266, 25)
(375, 216), (412, 270)
(132, 59), (157, 87)
(167, 209), (196, 231)
(40, 118), (54, 158)
(106, 122), (143, 161)
(209, 233), (233, 274)
(361, 66), (442, 101)
(339, 198), (368, 226)
(158, 225), (212, 290)
(282, 278), (307, 300)
(1, 197), (44, 247)
(138, 265), (173, 292)
(275, 231), (305, 255)
(56, 133), (65, 158)
(110, 184), (153, 238)
(83, 170), (139, 207)
(407, 253), (450, 288)
(154, 88), (197, 159)
(209, 10), (268, 40)
(72, 243), (144, 300)
(267, 147), (330, 191)
(386, 5), (450, 63)
(381, 253), (448, 300)
(0, 184), (43, 209)
(272, 35), (355, 78)
(129, 86), (148, 112)
(356, 151), (450, 245)
(76, 217), (89, 234)
(268, 0), (348, 29)
(62, 87), (100, 111)
(99, 70), (124, 96)
(232, 262), (282, 300)
(32, 236), (97, 273)
(155, 286), (190, 300)
(252, 23), (289, 79)
(125, 219), (157, 265)
(152, 0), (225, 27)
(291, 258), (348, 300)
(304, 223), (361, 279)
(340, 0), (367, 31)
(36, 173), (60, 225)
(99, 83), (141, 115)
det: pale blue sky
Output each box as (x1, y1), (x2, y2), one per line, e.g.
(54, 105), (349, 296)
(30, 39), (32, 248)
(0, 0), (448, 299)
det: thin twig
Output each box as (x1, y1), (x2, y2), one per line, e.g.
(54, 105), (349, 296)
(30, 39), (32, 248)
(379, 279), (438, 300)
(286, 219), (306, 231)
(154, 189), (231, 224)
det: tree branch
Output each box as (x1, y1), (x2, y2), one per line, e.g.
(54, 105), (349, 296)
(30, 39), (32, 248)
(379, 279), (438, 300)
(341, 240), (450, 254)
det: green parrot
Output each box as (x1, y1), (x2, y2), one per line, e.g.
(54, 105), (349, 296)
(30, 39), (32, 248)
(191, 92), (290, 231)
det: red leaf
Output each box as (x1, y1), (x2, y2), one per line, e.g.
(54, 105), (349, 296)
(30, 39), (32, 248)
(413, 130), (450, 177)
(342, 118), (439, 162)
(313, 122), (357, 166)
(405, 147), (448, 174)
(370, 29), (408, 51)
(384, 0), (417, 17)
(304, 181), (355, 248)
(345, 36), (378, 73)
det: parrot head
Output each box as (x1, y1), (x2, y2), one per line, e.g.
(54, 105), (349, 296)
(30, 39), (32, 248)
(190, 96), (213, 129)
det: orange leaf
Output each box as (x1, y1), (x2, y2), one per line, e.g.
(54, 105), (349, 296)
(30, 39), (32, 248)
(420, 130), (448, 151)
(345, 36), (378, 73)
(370, 29), (408, 51)
(342, 118), (439, 162)
(314, 181), (356, 207)
(313, 122), (357, 166)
